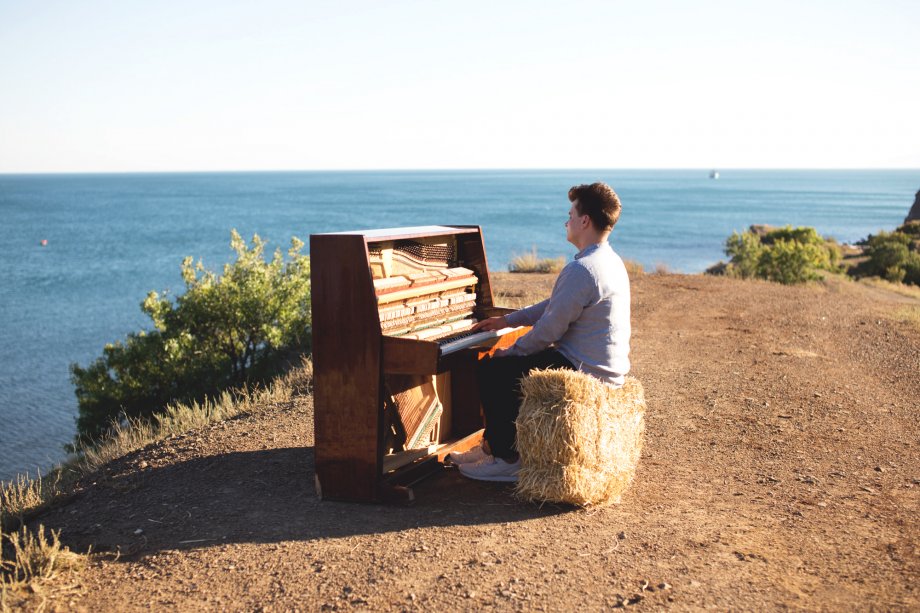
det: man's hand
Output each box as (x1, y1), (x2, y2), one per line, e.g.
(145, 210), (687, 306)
(472, 315), (509, 332)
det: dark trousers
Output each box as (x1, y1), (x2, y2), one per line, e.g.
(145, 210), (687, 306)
(478, 349), (575, 459)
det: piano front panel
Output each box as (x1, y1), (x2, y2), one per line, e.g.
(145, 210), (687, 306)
(381, 336), (440, 375)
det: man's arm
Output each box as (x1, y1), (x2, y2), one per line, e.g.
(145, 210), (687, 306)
(471, 299), (549, 332)
(503, 265), (593, 356)
(505, 300), (549, 327)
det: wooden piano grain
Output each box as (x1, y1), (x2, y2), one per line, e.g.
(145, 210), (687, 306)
(310, 233), (383, 502)
(381, 336), (440, 375)
(310, 226), (527, 503)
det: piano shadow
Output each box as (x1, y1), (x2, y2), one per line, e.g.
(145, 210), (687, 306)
(46, 446), (571, 559)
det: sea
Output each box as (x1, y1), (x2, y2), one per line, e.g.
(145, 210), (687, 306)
(1, 169), (917, 482)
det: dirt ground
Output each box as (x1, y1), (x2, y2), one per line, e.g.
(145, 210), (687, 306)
(16, 272), (920, 611)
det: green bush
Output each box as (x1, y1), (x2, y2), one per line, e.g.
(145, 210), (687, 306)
(723, 231), (764, 279)
(70, 231), (311, 442)
(723, 225), (841, 284)
(855, 228), (920, 285)
(898, 220), (920, 238)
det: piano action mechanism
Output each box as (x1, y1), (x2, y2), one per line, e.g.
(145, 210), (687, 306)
(310, 225), (528, 502)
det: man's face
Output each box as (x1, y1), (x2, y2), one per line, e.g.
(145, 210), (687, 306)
(565, 200), (588, 245)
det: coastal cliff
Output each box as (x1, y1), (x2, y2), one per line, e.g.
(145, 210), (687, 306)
(6, 272), (920, 611)
(906, 189), (920, 223)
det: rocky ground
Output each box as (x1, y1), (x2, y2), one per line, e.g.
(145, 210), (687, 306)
(13, 272), (920, 611)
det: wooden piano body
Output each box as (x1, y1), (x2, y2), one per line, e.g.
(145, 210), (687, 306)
(310, 225), (526, 503)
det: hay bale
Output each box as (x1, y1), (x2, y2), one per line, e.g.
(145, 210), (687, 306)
(515, 369), (645, 507)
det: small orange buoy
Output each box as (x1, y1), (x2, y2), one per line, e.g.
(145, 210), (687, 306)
(40, 239), (48, 246)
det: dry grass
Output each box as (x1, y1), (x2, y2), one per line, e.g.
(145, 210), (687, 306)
(0, 472), (68, 533)
(856, 277), (920, 300)
(1, 357), (313, 533)
(623, 259), (645, 277)
(1, 524), (85, 608)
(894, 305), (920, 331)
(77, 355), (312, 475)
(509, 248), (566, 274)
(0, 356), (312, 600)
(515, 370), (645, 507)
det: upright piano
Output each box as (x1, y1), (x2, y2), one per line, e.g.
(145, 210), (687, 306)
(310, 225), (527, 502)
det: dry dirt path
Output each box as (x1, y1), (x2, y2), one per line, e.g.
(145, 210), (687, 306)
(22, 274), (920, 611)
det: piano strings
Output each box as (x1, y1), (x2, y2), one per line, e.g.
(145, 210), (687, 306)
(371, 240), (481, 345)
(371, 240), (473, 459)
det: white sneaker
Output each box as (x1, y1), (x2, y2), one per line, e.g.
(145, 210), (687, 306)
(458, 456), (520, 482)
(448, 443), (489, 465)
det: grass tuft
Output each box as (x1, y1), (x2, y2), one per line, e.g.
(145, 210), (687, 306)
(0, 472), (66, 534)
(894, 305), (920, 331)
(509, 248), (566, 273)
(1, 524), (85, 604)
(623, 259), (645, 277)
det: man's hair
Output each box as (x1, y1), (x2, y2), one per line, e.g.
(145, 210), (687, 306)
(568, 182), (621, 233)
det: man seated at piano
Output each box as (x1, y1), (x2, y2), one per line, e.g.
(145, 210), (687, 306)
(450, 182), (631, 482)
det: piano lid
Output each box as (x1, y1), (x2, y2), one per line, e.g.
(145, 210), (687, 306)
(312, 225), (480, 242)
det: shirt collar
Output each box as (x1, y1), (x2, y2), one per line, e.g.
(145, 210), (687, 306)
(574, 241), (608, 260)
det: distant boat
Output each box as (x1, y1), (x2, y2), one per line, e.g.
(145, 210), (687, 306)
(709, 170), (720, 179)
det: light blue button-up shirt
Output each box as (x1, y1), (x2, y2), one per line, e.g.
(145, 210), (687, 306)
(504, 241), (631, 385)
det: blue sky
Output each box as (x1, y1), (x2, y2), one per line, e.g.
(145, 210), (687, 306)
(1, 0), (918, 172)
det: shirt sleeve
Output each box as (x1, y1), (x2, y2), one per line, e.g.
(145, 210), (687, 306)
(505, 299), (549, 327)
(505, 263), (594, 356)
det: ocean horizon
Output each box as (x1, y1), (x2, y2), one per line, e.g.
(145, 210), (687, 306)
(1, 168), (917, 481)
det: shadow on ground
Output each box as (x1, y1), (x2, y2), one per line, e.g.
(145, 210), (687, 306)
(36, 446), (571, 560)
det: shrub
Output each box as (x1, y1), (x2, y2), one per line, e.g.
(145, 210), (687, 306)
(723, 225), (841, 284)
(70, 231), (311, 442)
(898, 220), (920, 238)
(724, 231), (765, 279)
(854, 229), (920, 285)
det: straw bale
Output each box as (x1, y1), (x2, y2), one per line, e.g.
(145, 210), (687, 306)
(515, 369), (645, 507)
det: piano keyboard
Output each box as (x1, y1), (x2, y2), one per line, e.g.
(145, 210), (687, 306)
(437, 327), (521, 355)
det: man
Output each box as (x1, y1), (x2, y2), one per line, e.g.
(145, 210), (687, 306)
(451, 182), (632, 482)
